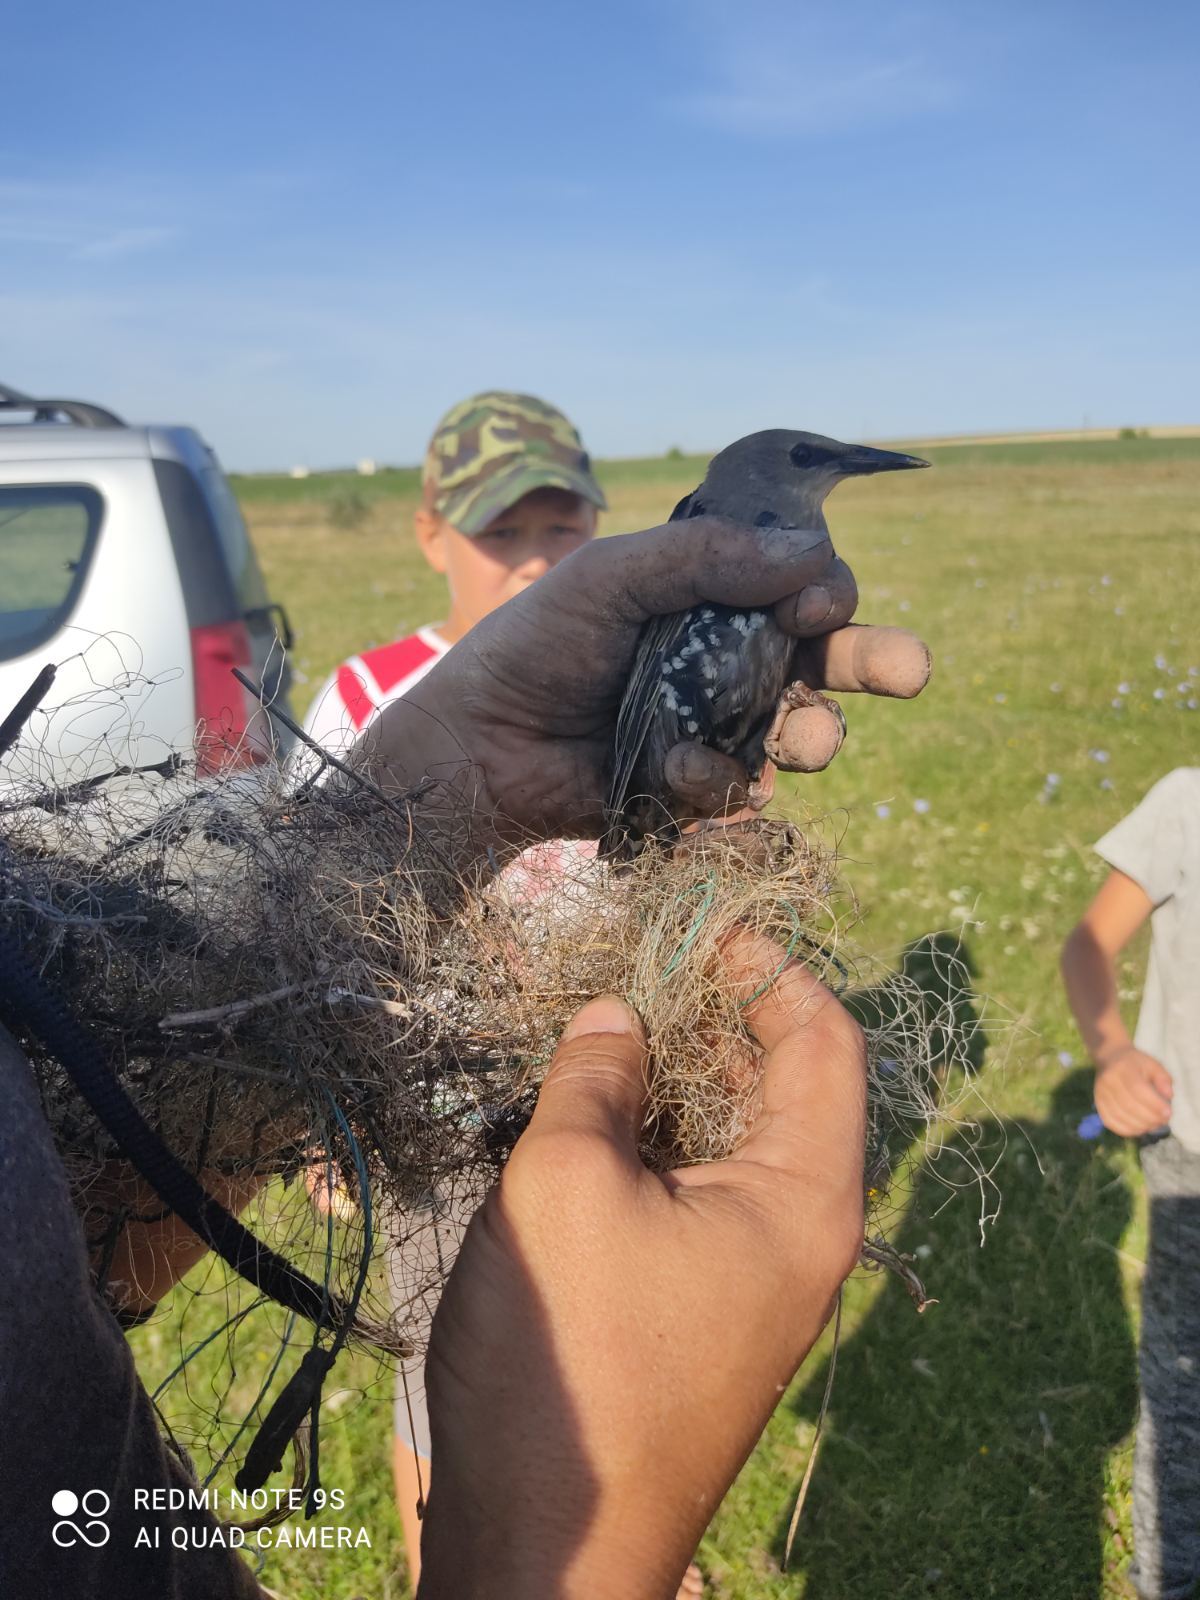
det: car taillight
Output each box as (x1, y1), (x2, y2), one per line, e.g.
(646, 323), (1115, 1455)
(190, 621), (268, 773)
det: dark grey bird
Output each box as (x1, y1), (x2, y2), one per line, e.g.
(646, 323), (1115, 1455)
(603, 429), (929, 853)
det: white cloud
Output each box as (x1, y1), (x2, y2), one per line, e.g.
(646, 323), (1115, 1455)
(76, 225), (178, 261)
(677, 55), (957, 136)
(667, 0), (962, 137)
(0, 177), (181, 262)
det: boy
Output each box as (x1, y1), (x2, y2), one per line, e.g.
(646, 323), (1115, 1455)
(303, 389), (607, 1585)
(303, 390), (605, 757)
(1062, 767), (1200, 1600)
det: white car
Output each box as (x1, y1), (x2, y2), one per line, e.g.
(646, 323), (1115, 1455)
(0, 384), (294, 784)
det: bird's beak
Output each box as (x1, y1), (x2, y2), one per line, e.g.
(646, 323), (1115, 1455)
(845, 444), (930, 475)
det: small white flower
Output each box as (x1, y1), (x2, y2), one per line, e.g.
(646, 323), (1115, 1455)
(1156, 654), (1169, 670)
(994, 692), (1007, 704)
(1089, 749), (1110, 763)
(1101, 575), (1112, 586)
(1049, 682), (1063, 693)
(1154, 687), (1166, 700)
(1045, 773), (1061, 787)
(875, 803), (891, 819)
(1057, 1050), (1074, 1068)
(1117, 683), (1131, 696)
(913, 798), (931, 814)
(1112, 698), (1124, 710)
(1100, 777), (1114, 790)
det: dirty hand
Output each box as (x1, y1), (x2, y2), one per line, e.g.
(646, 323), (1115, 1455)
(1094, 1045), (1173, 1137)
(358, 517), (930, 844)
(417, 932), (866, 1600)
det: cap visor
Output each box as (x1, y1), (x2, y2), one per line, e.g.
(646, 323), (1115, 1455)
(450, 460), (608, 536)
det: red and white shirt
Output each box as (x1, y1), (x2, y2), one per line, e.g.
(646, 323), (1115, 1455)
(302, 625), (450, 762)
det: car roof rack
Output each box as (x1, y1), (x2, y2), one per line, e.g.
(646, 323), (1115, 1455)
(0, 382), (126, 429)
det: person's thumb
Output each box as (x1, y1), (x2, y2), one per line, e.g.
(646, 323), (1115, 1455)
(525, 996), (649, 1150)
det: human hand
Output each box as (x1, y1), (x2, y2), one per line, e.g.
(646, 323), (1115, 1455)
(359, 518), (929, 845)
(417, 933), (866, 1600)
(1094, 1045), (1173, 1137)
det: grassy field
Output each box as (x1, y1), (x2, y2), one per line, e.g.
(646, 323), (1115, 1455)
(136, 435), (1200, 1597)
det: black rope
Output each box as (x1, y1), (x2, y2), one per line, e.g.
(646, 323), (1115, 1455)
(0, 927), (355, 1370)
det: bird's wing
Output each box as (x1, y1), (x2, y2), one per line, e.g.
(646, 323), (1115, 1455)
(605, 610), (691, 824)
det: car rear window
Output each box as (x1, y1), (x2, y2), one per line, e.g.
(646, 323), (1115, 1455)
(0, 484), (102, 661)
(202, 456), (270, 611)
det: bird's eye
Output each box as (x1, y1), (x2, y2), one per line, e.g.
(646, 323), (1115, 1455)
(789, 442), (814, 469)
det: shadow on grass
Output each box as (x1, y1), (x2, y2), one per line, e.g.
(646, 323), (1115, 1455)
(780, 1068), (1138, 1599)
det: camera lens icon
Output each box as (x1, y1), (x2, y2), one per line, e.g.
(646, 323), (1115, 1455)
(51, 1488), (110, 1548)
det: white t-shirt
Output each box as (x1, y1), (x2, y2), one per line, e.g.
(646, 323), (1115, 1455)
(1095, 767), (1200, 1153)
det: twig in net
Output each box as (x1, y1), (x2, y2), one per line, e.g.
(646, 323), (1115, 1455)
(0, 662), (56, 760)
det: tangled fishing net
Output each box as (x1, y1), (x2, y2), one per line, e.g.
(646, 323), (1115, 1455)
(0, 664), (985, 1493)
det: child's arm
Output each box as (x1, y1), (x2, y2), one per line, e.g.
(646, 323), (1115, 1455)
(1061, 868), (1174, 1136)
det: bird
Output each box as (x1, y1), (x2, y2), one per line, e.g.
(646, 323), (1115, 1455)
(602, 429), (929, 853)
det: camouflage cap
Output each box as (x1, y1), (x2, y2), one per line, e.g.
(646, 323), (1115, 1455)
(423, 390), (607, 536)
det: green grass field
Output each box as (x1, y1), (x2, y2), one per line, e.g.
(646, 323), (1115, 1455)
(136, 436), (1200, 1597)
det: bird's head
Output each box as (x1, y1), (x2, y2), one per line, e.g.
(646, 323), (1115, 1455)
(693, 429), (929, 527)
(780, 430), (930, 480)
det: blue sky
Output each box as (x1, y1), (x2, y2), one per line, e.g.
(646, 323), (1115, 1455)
(4, 0), (1198, 470)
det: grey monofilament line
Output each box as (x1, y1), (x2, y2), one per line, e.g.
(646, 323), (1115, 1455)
(233, 667), (452, 872)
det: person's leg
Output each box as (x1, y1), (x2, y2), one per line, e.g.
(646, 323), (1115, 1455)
(393, 1437), (430, 1589)
(385, 1183), (476, 1589)
(1131, 1135), (1200, 1600)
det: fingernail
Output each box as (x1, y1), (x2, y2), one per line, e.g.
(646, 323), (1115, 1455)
(792, 584), (833, 627)
(777, 527), (833, 557)
(562, 995), (644, 1042)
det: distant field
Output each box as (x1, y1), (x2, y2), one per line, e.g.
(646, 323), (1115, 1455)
(137, 436), (1200, 1598)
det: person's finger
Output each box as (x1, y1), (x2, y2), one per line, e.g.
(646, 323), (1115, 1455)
(719, 931), (866, 1181)
(523, 995), (649, 1149)
(774, 557), (858, 638)
(663, 743), (750, 812)
(1125, 1079), (1172, 1123)
(1100, 1108), (1136, 1137)
(567, 518), (836, 626)
(769, 704), (845, 772)
(792, 625), (931, 698)
(1104, 1075), (1168, 1132)
(1143, 1058), (1174, 1100)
